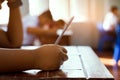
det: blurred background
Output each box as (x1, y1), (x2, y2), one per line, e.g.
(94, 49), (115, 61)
(0, 0), (120, 49)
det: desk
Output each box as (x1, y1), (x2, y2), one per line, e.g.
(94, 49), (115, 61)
(0, 46), (114, 80)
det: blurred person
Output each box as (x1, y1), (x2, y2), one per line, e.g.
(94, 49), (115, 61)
(97, 6), (120, 52)
(25, 10), (65, 45)
(27, 10), (66, 45)
(0, 0), (68, 73)
(103, 6), (119, 37)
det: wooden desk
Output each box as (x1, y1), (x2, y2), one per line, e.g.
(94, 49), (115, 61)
(0, 46), (114, 80)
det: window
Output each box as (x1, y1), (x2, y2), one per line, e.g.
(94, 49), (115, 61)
(49, 0), (107, 22)
(49, 0), (89, 22)
(28, 0), (106, 22)
(28, 0), (49, 16)
(49, 0), (69, 21)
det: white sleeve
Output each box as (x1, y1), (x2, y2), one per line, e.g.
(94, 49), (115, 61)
(103, 13), (117, 31)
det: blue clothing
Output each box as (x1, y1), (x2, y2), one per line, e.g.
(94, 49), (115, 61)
(113, 23), (120, 62)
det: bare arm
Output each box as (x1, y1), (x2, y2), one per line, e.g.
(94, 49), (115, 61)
(0, 44), (68, 73)
(27, 27), (57, 36)
(0, 7), (23, 48)
(0, 48), (35, 73)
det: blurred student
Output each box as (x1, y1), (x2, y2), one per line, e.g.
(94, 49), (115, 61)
(103, 6), (119, 37)
(27, 10), (65, 44)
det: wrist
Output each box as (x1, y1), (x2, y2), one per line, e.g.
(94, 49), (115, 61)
(23, 49), (37, 69)
(29, 50), (37, 69)
(32, 48), (42, 69)
(7, 0), (22, 8)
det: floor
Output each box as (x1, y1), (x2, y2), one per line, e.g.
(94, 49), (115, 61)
(95, 51), (120, 80)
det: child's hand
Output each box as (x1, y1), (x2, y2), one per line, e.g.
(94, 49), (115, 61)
(34, 44), (68, 71)
(7, 0), (22, 8)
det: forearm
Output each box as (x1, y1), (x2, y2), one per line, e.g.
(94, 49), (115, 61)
(0, 45), (68, 73)
(27, 27), (57, 36)
(7, 7), (23, 48)
(0, 48), (35, 73)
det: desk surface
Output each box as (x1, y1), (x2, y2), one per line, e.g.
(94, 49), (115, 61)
(0, 46), (114, 80)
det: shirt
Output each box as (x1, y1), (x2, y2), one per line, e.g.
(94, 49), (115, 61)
(103, 12), (118, 31)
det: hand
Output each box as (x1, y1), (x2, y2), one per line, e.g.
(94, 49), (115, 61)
(34, 44), (68, 71)
(7, 0), (22, 8)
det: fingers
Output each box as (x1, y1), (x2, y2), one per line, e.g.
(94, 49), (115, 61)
(59, 46), (67, 53)
(59, 46), (68, 61)
(55, 45), (68, 61)
(52, 44), (67, 53)
(48, 44), (68, 61)
(59, 49), (68, 61)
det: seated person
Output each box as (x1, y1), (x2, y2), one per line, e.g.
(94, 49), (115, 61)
(27, 10), (66, 45)
(0, 0), (68, 73)
(22, 10), (53, 46)
(98, 6), (120, 51)
(103, 6), (119, 38)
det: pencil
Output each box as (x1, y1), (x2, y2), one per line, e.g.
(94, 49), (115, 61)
(55, 16), (74, 45)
